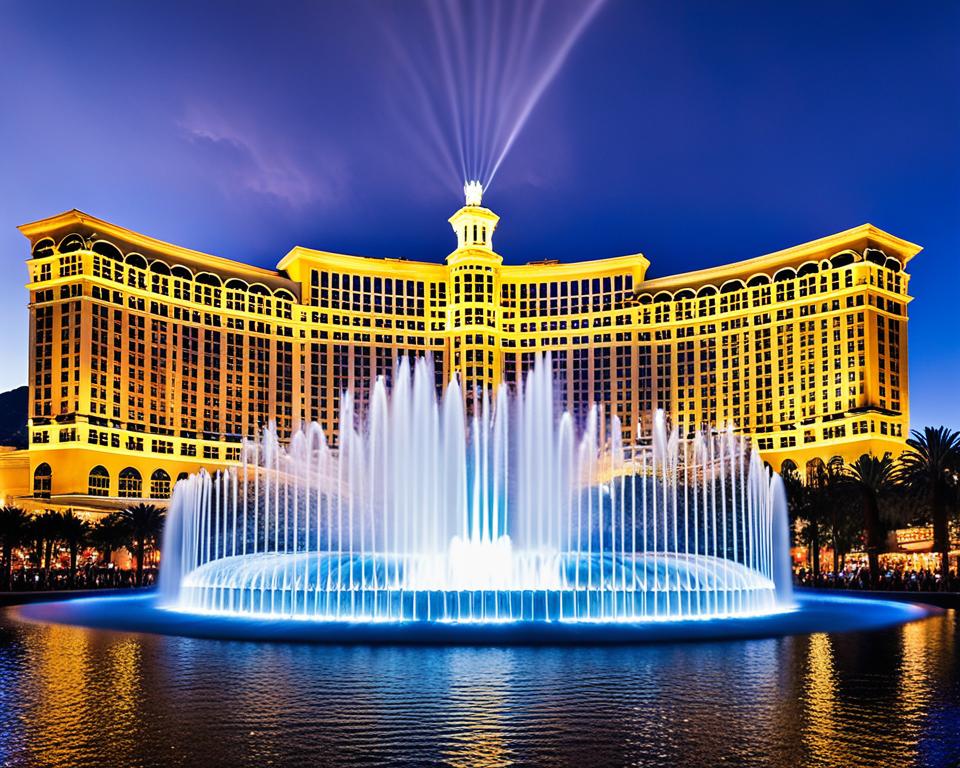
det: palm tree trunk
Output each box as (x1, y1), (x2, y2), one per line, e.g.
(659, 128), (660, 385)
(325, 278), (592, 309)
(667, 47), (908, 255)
(136, 539), (145, 586)
(863, 496), (881, 588)
(69, 546), (78, 586)
(931, 490), (950, 591)
(811, 526), (820, 586)
(43, 539), (53, 584)
(831, 509), (840, 574)
(1, 543), (10, 590)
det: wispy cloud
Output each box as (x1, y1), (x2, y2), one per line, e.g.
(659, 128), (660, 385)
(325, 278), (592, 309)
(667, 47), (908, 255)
(178, 106), (345, 209)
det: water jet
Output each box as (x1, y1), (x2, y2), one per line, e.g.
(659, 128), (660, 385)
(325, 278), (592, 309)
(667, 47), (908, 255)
(16, 356), (933, 643)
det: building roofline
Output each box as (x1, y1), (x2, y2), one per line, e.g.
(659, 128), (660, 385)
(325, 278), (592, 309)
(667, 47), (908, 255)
(640, 224), (922, 293)
(18, 209), (285, 284)
(280, 246), (651, 281)
(502, 252), (650, 278)
(447, 204), (500, 227)
(278, 246), (449, 280)
(19, 214), (919, 293)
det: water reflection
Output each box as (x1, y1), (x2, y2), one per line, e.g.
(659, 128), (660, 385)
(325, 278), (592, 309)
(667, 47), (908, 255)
(440, 650), (513, 768)
(802, 632), (839, 762)
(0, 609), (958, 768)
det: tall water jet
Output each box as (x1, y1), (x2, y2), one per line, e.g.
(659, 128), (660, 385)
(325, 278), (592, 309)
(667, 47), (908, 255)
(160, 355), (793, 623)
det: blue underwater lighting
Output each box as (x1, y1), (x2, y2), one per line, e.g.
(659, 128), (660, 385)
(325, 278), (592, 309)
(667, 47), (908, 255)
(157, 355), (794, 625)
(13, 356), (935, 643)
(16, 591), (933, 645)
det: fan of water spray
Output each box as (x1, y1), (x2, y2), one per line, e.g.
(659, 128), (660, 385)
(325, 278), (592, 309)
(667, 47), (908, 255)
(377, 0), (606, 196)
(159, 354), (794, 623)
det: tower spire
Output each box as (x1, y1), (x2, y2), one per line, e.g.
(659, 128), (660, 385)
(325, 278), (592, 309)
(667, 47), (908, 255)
(448, 181), (500, 257)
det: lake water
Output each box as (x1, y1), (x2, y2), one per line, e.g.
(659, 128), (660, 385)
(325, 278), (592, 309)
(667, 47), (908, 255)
(1, 606), (958, 767)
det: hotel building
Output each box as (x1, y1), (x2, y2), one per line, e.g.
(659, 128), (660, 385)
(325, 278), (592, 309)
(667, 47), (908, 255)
(5, 191), (918, 513)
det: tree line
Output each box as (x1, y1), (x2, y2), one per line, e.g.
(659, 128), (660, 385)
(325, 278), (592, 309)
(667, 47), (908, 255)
(783, 426), (960, 589)
(0, 503), (165, 590)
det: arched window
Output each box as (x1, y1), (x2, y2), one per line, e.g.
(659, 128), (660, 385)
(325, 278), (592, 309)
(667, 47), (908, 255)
(806, 458), (827, 487)
(57, 233), (86, 253)
(830, 251), (856, 269)
(125, 253), (148, 270)
(88, 465), (110, 497)
(720, 279), (746, 294)
(92, 241), (123, 261)
(32, 237), (55, 259)
(33, 463), (51, 498)
(118, 467), (142, 498)
(176, 472), (189, 483)
(150, 469), (171, 499)
(773, 268), (796, 283)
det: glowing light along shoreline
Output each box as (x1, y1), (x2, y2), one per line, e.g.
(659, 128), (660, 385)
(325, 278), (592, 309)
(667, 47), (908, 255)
(160, 355), (794, 623)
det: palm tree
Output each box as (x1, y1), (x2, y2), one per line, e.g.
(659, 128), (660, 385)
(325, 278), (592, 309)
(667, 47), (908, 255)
(820, 458), (860, 575)
(782, 463), (825, 581)
(896, 427), (960, 587)
(89, 512), (127, 568)
(844, 453), (897, 586)
(117, 503), (165, 586)
(830, 494), (865, 573)
(0, 506), (31, 589)
(26, 515), (43, 570)
(31, 510), (64, 584)
(58, 510), (91, 586)
(785, 460), (846, 583)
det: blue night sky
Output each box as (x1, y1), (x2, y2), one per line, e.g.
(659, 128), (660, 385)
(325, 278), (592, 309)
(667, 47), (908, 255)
(0, 0), (957, 430)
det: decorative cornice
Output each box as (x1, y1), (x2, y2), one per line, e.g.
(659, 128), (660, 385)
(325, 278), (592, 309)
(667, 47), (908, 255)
(640, 224), (920, 293)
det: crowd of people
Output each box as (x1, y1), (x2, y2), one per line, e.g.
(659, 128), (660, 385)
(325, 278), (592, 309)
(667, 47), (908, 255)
(795, 564), (958, 592)
(5, 566), (158, 592)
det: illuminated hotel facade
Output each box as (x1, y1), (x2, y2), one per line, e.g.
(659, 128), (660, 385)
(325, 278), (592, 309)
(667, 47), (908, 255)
(7, 191), (918, 513)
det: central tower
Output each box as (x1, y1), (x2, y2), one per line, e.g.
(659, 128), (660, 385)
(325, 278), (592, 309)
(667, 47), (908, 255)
(446, 181), (502, 396)
(448, 181), (501, 255)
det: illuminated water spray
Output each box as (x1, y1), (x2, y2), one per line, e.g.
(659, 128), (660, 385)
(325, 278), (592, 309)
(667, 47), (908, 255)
(379, 0), (606, 194)
(160, 355), (794, 623)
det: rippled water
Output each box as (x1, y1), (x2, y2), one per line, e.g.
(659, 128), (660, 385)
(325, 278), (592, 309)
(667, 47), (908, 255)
(1, 608), (958, 768)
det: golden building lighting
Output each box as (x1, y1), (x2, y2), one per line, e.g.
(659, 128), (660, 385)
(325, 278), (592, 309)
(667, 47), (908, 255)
(2, 185), (919, 515)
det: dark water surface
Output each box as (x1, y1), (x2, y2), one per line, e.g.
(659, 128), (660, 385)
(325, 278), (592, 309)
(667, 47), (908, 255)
(1, 607), (958, 768)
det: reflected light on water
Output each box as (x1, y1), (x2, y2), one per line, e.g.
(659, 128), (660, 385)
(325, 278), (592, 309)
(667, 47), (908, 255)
(1, 608), (958, 767)
(802, 632), (838, 761)
(441, 650), (512, 768)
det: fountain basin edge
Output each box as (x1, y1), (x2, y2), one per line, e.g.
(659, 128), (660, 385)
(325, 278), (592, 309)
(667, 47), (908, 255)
(10, 592), (937, 646)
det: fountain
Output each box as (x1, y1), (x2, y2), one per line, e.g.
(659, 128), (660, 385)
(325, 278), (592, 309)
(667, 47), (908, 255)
(159, 354), (793, 624)
(16, 355), (932, 643)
